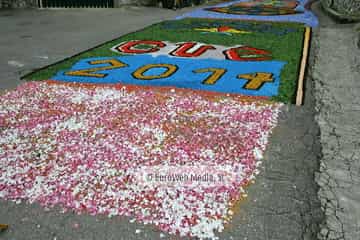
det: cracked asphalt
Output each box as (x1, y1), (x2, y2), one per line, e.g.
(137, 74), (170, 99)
(312, 5), (360, 240)
(0, 2), (358, 240)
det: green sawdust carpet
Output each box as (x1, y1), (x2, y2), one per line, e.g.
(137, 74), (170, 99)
(23, 18), (308, 103)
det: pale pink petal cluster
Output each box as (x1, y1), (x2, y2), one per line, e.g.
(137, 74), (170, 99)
(0, 82), (282, 239)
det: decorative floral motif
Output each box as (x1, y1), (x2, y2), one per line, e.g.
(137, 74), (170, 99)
(205, 0), (302, 16)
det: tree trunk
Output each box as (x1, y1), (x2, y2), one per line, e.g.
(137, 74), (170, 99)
(321, 0), (360, 21)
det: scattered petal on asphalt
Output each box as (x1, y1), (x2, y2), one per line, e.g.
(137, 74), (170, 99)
(7, 60), (24, 68)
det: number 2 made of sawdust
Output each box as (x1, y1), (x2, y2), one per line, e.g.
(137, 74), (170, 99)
(65, 59), (274, 91)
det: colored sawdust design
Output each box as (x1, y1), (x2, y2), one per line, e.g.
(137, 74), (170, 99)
(50, 55), (286, 97)
(0, 81), (282, 239)
(194, 26), (252, 35)
(161, 19), (299, 36)
(205, 0), (303, 16)
(22, 19), (306, 103)
(176, 0), (319, 27)
(111, 40), (274, 61)
(236, 0), (300, 8)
